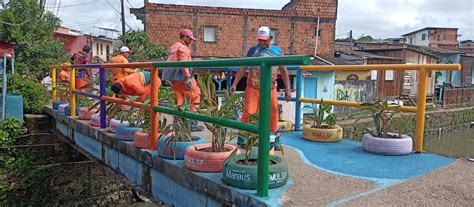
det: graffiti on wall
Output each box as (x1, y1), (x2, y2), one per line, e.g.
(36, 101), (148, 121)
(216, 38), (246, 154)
(335, 85), (370, 102)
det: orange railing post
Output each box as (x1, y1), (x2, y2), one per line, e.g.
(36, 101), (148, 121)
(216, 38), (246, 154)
(150, 67), (159, 150)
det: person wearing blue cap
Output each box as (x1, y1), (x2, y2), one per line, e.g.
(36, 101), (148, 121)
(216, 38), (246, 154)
(230, 26), (291, 133)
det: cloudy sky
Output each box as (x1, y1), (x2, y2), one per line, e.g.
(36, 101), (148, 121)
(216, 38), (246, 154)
(46, 0), (473, 40)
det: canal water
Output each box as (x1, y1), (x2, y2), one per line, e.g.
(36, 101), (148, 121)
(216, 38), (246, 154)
(424, 127), (474, 158)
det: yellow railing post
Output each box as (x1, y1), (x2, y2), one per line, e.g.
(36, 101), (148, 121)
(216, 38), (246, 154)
(415, 68), (429, 152)
(70, 68), (76, 117)
(51, 67), (57, 102)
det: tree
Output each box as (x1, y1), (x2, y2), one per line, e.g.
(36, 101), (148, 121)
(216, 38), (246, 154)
(117, 31), (167, 62)
(357, 35), (375, 43)
(0, 0), (68, 81)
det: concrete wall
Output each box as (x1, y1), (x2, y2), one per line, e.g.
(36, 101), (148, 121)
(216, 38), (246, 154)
(47, 108), (275, 207)
(333, 80), (377, 116)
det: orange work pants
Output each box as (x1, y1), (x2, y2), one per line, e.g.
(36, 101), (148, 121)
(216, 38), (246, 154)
(171, 78), (201, 111)
(240, 86), (279, 133)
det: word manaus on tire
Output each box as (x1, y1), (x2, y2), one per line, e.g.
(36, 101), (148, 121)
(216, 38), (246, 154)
(223, 154), (288, 189)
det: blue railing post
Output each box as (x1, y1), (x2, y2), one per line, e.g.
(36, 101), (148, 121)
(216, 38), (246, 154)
(294, 68), (302, 131)
(226, 69), (232, 91)
(99, 67), (107, 128)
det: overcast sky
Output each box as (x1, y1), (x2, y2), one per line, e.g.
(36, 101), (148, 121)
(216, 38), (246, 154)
(46, 0), (474, 40)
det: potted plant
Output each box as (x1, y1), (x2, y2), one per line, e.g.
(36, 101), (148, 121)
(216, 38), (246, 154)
(222, 128), (288, 189)
(77, 96), (99, 120)
(183, 73), (243, 172)
(277, 104), (293, 132)
(302, 100), (342, 142)
(350, 99), (412, 155)
(157, 111), (207, 160)
(115, 106), (144, 141)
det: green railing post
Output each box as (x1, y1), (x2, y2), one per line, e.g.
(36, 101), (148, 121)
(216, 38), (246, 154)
(257, 63), (272, 197)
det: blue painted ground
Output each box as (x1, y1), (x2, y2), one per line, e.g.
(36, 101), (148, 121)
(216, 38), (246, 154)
(280, 132), (455, 180)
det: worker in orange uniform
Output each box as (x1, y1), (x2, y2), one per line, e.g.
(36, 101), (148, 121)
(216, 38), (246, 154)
(109, 46), (135, 83)
(110, 71), (161, 102)
(230, 26), (291, 133)
(162, 29), (203, 131)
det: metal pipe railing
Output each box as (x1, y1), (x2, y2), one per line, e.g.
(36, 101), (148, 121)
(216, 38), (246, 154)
(300, 64), (461, 153)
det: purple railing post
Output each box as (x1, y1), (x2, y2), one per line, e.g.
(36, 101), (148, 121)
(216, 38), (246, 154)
(99, 67), (107, 128)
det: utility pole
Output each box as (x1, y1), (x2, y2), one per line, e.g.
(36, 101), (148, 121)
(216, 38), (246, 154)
(120, 0), (125, 35)
(314, 16), (320, 57)
(349, 30), (353, 54)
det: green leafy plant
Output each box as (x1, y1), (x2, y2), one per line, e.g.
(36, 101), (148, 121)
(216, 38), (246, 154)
(117, 31), (167, 62)
(7, 75), (50, 114)
(303, 100), (337, 129)
(349, 99), (401, 138)
(196, 72), (244, 152)
(0, 0), (68, 81)
(227, 115), (285, 165)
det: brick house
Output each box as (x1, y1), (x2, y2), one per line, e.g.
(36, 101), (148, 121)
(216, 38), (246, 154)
(132, 0), (338, 58)
(401, 27), (458, 50)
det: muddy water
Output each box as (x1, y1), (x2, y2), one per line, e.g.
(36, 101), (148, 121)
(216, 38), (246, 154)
(424, 128), (474, 158)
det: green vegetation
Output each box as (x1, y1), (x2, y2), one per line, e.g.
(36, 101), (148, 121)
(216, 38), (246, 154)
(8, 74), (50, 114)
(0, 0), (68, 81)
(197, 72), (244, 152)
(350, 100), (401, 138)
(303, 100), (337, 129)
(117, 31), (167, 62)
(0, 118), (51, 206)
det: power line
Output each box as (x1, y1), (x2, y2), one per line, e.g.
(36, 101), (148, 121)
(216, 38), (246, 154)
(45, 1), (98, 9)
(105, 0), (132, 31)
(56, 0), (61, 16)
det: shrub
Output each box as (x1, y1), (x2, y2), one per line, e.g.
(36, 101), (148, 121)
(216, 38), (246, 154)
(8, 74), (50, 114)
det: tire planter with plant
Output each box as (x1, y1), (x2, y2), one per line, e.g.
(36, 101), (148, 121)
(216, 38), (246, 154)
(115, 126), (142, 141)
(58, 103), (69, 114)
(222, 154), (288, 189)
(109, 118), (129, 133)
(78, 107), (99, 120)
(157, 136), (207, 160)
(184, 143), (240, 172)
(302, 125), (343, 142)
(53, 101), (67, 111)
(90, 114), (108, 127)
(277, 120), (293, 132)
(362, 133), (413, 156)
(64, 105), (81, 117)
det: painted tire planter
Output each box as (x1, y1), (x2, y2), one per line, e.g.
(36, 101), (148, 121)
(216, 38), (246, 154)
(115, 126), (142, 141)
(64, 105), (81, 116)
(277, 120), (293, 132)
(58, 103), (69, 114)
(222, 154), (288, 189)
(78, 107), (98, 120)
(184, 143), (240, 172)
(157, 136), (207, 160)
(303, 125), (343, 142)
(109, 118), (129, 133)
(133, 131), (151, 149)
(53, 101), (67, 111)
(362, 133), (413, 156)
(91, 114), (108, 127)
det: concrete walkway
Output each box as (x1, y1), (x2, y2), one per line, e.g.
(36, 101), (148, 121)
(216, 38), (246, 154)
(194, 127), (471, 206)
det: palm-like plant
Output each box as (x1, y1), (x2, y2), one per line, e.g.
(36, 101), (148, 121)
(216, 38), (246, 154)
(197, 72), (244, 152)
(303, 100), (337, 129)
(350, 99), (401, 138)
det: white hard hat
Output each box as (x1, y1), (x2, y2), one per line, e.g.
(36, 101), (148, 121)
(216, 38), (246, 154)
(119, 46), (132, 53)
